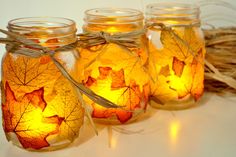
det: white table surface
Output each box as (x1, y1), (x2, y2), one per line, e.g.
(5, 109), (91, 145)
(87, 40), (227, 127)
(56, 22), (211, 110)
(1, 93), (236, 157)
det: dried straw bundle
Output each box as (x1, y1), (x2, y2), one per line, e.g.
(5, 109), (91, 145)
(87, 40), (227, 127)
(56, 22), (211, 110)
(204, 27), (236, 94)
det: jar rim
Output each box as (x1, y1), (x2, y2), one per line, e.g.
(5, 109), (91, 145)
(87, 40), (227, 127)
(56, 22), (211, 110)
(146, 2), (199, 11)
(8, 17), (76, 32)
(84, 8), (144, 24)
(146, 2), (200, 18)
(7, 17), (77, 47)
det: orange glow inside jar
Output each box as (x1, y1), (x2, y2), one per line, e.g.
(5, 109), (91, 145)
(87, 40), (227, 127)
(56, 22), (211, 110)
(78, 8), (150, 124)
(146, 3), (205, 110)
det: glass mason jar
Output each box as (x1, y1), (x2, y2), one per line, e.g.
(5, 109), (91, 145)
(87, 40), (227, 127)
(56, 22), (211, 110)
(78, 8), (150, 124)
(146, 3), (205, 110)
(1, 17), (84, 151)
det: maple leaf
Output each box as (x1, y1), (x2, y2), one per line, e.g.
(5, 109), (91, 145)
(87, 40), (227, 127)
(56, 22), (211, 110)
(160, 27), (203, 62)
(168, 48), (205, 100)
(43, 76), (84, 142)
(78, 43), (150, 123)
(149, 27), (205, 104)
(150, 75), (178, 104)
(84, 67), (149, 123)
(2, 82), (63, 150)
(2, 54), (60, 98)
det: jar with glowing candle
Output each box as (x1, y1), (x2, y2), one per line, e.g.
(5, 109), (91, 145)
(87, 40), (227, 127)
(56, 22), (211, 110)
(1, 17), (84, 151)
(146, 3), (205, 110)
(78, 8), (150, 124)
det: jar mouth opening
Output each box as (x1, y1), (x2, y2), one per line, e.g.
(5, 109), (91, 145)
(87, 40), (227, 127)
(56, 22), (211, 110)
(146, 2), (200, 19)
(147, 2), (199, 11)
(8, 17), (77, 47)
(84, 8), (144, 24)
(8, 17), (76, 31)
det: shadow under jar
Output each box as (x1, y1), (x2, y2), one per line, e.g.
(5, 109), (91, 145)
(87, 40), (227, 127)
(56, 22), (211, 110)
(146, 3), (206, 110)
(78, 8), (150, 124)
(1, 17), (84, 151)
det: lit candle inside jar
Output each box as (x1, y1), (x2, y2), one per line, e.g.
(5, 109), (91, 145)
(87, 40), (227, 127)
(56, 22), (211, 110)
(78, 8), (150, 124)
(146, 3), (205, 110)
(2, 17), (84, 151)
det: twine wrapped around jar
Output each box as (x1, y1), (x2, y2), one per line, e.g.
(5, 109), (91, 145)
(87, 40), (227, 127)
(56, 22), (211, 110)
(0, 29), (124, 109)
(0, 25), (235, 108)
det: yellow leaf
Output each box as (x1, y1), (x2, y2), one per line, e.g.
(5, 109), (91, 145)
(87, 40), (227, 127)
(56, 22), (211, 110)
(3, 54), (60, 98)
(160, 27), (203, 62)
(43, 76), (84, 142)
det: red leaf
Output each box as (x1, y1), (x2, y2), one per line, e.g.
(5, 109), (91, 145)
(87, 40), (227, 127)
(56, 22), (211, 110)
(40, 56), (51, 64)
(2, 82), (63, 149)
(45, 38), (59, 44)
(172, 57), (185, 77)
(25, 87), (46, 111)
(98, 67), (112, 79)
(84, 76), (96, 87)
(116, 110), (132, 123)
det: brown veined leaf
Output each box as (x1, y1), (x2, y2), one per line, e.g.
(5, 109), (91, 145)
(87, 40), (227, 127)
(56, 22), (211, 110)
(2, 82), (63, 150)
(84, 67), (149, 123)
(161, 29), (188, 61)
(43, 76), (85, 142)
(150, 75), (178, 104)
(160, 27), (203, 62)
(3, 54), (60, 98)
(172, 57), (185, 77)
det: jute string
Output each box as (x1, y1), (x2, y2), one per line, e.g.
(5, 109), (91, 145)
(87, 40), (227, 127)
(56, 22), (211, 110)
(0, 23), (235, 112)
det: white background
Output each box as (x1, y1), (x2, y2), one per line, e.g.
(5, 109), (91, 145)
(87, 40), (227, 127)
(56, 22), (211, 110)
(0, 0), (235, 55)
(0, 0), (236, 157)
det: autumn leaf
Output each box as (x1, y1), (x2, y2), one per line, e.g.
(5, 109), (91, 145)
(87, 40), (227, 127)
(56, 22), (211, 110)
(98, 67), (112, 79)
(149, 26), (205, 105)
(91, 81), (147, 123)
(2, 82), (63, 150)
(3, 54), (60, 98)
(160, 27), (203, 62)
(159, 65), (170, 77)
(189, 48), (205, 100)
(172, 57), (185, 77)
(169, 48), (205, 100)
(111, 68), (126, 89)
(84, 67), (149, 123)
(43, 76), (84, 142)
(150, 75), (178, 104)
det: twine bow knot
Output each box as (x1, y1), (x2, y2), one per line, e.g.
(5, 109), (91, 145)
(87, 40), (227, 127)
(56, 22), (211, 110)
(0, 29), (120, 109)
